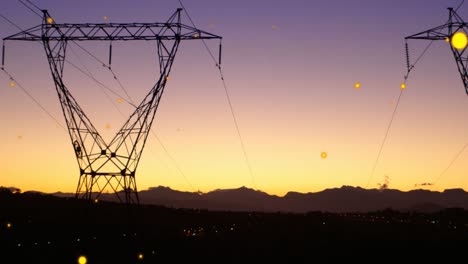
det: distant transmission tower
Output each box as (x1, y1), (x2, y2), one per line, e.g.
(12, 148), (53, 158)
(3, 9), (221, 205)
(405, 8), (468, 93)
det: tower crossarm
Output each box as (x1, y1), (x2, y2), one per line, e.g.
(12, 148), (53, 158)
(3, 9), (222, 42)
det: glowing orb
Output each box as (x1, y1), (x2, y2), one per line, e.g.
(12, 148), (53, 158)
(47, 17), (54, 24)
(94, 199), (98, 203)
(104, 16), (109, 21)
(138, 253), (144, 260)
(6, 223), (11, 229)
(354, 82), (361, 89)
(9, 81), (15, 88)
(321, 152), (327, 159)
(451, 31), (468, 50)
(117, 98), (123, 103)
(193, 33), (199, 38)
(400, 83), (406, 89)
(77, 256), (87, 264)
(166, 76), (170, 81)
(445, 37), (450, 43)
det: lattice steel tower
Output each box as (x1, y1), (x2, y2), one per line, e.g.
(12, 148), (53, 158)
(3, 9), (221, 204)
(406, 8), (468, 94)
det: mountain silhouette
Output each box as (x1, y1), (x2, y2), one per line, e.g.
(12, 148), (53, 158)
(49, 185), (468, 212)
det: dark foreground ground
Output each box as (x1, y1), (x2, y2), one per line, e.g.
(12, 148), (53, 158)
(1, 189), (468, 263)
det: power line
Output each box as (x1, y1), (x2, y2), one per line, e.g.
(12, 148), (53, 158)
(456, 0), (465, 11)
(177, 0), (257, 189)
(16, 0), (42, 18)
(1, 68), (66, 130)
(69, 45), (126, 117)
(24, 0), (42, 12)
(0, 13), (24, 31)
(1, 13), (65, 130)
(151, 130), (196, 192)
(70, 42), (135, 106)
(65, 59), (131, 104)
(366, 88), (405, 188)
(433, 142), (468, 185)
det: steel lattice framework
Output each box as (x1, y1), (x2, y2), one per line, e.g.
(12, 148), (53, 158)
(406, 8), (468, 94)
(3, 9), (221, 205)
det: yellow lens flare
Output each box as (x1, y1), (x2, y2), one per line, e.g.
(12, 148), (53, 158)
(9, 81), (15, 88)
(77, 255), (87, 264)
(193, 33), (199, 38)
(117, 98), (123, 103)
(451, 31), (468, 50)
(94, 199), (99, 204)
(47, 17), (54, 24)
(400, 83), (406, 89)
(138, 253), (144, 260)
(6, 222), (12, 229)
(166, 76), (170, 81)
(321, 152), (327, 159)
(104, 16), (109, 21)
(271, 25), (278, 30)
(445, 37), (450, 43)
(354, 82), (361, 89)
(105, 124), (111, 129)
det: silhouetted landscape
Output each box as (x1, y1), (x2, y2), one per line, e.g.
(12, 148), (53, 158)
(53, 185), (468, 213)
(1, 187), (467, 262)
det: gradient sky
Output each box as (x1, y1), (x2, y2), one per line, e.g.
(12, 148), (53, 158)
(1, 0), (468, 195)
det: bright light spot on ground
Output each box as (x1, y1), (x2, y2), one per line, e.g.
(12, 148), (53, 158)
(77, 256), (87, 264)
(321, 152), (327, 159)
(451, 31), (468, 50)
(9, 81), (15, 88)
(47, 17), (54, 24)
(6, 222), (11, 229)
(354, 82), (361, 89)
(400, 83), (406, 89)
(138, 253), (144, 260)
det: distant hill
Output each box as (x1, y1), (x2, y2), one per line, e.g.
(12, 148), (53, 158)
(51, 185), (468, 213)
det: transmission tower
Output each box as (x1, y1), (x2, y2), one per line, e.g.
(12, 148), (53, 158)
(3, 9), (221, 205)
(405, 8), (468, 94)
